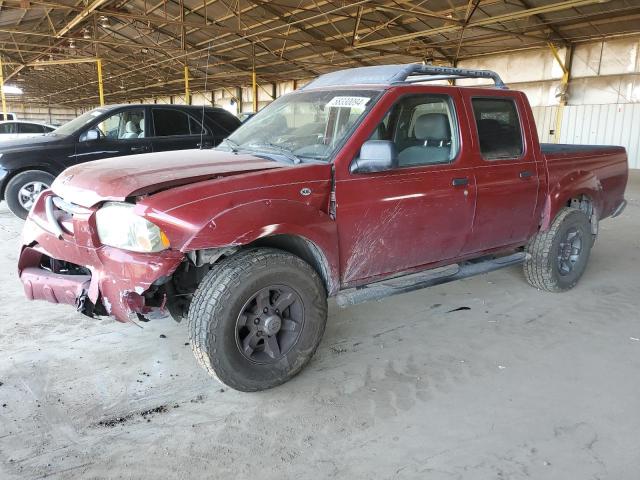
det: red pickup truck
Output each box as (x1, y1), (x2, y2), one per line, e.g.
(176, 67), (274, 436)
(18, 65), (628, 391)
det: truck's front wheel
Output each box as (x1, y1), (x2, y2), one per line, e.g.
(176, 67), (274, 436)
(524, 207), (593, 292)
(188, 248), (327, 392)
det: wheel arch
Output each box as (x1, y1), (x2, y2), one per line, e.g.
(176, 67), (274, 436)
(248, 234), (337, 296)
(178, 199), (340, 295)
(540, 170), (602, 234)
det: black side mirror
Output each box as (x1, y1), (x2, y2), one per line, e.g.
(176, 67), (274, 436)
(350, 140), (397, 173)
(80, 129), (101, 142)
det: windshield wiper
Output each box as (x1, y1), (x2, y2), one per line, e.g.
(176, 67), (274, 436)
(249, 142), (301, 164)
(220, 138), (240, 152)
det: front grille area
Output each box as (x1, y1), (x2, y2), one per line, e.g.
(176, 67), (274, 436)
(38, 253), (91, 276)
(52, 196), (91, 216)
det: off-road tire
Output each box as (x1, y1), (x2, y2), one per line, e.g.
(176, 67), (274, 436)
(5, 170), (55, 220)
(524, 207), (592, 292)
(188, 248), (327, 392)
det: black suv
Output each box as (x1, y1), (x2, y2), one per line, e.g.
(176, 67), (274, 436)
(0, 104), (241, 218)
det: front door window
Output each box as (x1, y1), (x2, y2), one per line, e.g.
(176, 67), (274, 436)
(95, 110), (145, 139)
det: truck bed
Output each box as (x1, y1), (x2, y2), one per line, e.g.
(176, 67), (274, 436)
(541, 143), (625, 155)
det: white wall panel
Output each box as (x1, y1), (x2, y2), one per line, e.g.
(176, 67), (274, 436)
(531, 105), (558, 143)
(460, 48), (563, 84)
(532, 104), (640, 169)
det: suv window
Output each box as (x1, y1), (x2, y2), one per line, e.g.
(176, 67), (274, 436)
(152, 109), (191, 136)
(370, 94), (458, 167)
(95, 109), (145, 139)
(19, 123), (45, 134)
(204, 111), (240, 135)
(472, 98), (523, 160)
(0, 122), (16, 134)
(189, 116), (207, 136)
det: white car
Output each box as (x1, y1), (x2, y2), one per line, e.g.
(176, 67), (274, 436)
(0, 121), (56, 141)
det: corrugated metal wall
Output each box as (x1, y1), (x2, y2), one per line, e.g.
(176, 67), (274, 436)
(532, 104), (640, 169)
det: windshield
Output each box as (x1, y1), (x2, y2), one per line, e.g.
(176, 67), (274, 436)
(220, 89), (380, 162)
(52, 108), (108, 136)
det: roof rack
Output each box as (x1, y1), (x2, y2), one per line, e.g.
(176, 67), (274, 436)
(302, 63), (507, 90)
(399, 65), (507, 89)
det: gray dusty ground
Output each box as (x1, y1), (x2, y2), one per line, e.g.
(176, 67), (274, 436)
(1, 173), (639, 480)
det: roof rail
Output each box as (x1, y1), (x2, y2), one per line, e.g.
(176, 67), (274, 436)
(398, 65), (507, 89)
(302, 63), (507, 90)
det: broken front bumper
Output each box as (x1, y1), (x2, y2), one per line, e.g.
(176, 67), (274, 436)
(18, 192), (183, 322)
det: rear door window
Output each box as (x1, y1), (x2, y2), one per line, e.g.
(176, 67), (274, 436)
(471, 98), (523, 160)
(18, 123), (45, 134)
(204, 111), (241, 135)
(0, 122), (16, 134)
(189, 116), (208, 136)
(152, 109), (191, 136)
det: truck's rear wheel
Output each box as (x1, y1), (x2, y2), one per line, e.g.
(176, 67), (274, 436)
(188, 248), (327, 392)
(5, 170), (55, 219)
(524, 207), (592, 292)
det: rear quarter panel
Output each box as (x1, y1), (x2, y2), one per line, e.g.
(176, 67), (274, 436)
(541, 146), (628, 228)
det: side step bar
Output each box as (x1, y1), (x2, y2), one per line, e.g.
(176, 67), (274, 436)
(336, 252), (528, 308)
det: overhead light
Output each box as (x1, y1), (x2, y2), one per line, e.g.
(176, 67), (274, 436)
(141, 48), (149, 54)
(1, 85), (23, 95)
(99, 15), (109, 29)
(69, 39), (76, 49)
(82, 27), (91, 39)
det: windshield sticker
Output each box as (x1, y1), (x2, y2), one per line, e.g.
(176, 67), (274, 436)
(326, 96), (370, 108)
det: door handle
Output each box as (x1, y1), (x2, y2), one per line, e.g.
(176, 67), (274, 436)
(451, 177), (469, 187)
(130, 145), (148, 153)
(519, 170), (533, 179)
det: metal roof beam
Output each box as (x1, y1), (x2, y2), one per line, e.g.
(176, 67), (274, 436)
(353, 0), (613, 49)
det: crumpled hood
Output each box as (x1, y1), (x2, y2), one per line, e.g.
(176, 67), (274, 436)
(51, 149), (284, 208)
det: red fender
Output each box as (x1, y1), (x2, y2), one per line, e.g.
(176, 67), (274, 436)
(540, 170), (602, 231)
(182, 199), (340, 294)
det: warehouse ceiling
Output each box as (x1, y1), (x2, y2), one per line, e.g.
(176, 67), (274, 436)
(1, 0), (640, 106)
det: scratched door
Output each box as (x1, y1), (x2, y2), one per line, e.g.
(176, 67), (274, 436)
(335, 92), (476, 286)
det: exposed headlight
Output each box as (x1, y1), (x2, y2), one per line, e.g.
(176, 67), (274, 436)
(95, 202), (170, 253)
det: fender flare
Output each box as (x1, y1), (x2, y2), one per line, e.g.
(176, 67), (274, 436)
(181, 199), (340, 294)
(540, 170), (602, 232)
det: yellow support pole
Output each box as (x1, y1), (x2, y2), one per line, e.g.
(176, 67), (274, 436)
(548, 42), (570, 144)
(252, 70), (257, 112)
(252, 44), (258, 112)
(0, 55), (7, 121)
(184, 65), (190, 105)
(96, 58), (105, 106)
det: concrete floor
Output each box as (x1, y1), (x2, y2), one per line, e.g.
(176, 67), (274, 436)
(1, 173), (639, 480)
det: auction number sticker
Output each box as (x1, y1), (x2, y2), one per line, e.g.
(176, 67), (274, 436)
(326, 96), (370, 108)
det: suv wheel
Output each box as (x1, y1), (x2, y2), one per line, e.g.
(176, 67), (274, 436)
(524, 207), (593, 292)
(188, 248), (327, 392)
(5, 170), (55, 219)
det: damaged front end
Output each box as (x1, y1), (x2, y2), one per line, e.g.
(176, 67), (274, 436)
(18, 191), (185, 322)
